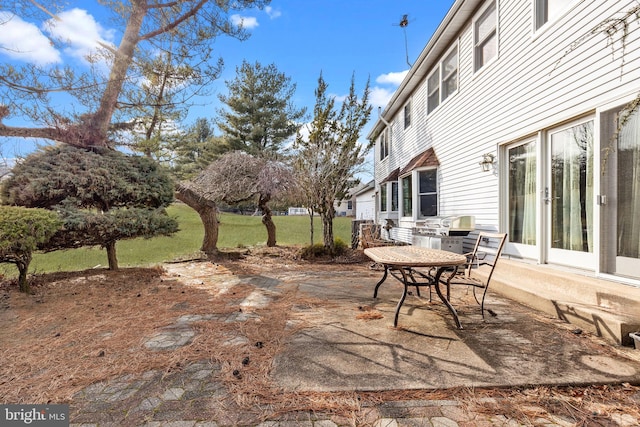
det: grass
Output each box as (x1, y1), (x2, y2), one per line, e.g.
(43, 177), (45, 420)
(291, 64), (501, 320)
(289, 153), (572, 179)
(2, 203), (354, 276)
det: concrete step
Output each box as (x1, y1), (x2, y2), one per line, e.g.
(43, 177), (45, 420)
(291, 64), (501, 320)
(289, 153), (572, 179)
(487, 259), (640, 346)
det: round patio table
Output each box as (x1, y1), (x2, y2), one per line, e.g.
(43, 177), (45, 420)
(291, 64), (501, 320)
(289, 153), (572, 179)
(364, 246), (467, 328)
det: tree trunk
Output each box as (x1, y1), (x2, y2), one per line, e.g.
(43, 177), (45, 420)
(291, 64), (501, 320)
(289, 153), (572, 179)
(106, 241), (119, 270)
(308, 208), (314, 247)
(175, 183), (219, 254)
(16, 253), (32, 293)
(321, 209), (335, 254)
(259, 193), (276, 247)
(87, 2), (147, 147)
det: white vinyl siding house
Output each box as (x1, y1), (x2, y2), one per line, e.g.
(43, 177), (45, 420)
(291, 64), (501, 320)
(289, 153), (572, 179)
(369, 0), (640, 285)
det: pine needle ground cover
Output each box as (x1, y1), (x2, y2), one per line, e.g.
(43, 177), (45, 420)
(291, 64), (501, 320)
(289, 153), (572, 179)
(0, 248), (638, 426)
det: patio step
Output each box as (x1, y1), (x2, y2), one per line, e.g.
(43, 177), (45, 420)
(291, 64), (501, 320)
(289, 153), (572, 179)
(488, 259), (640, 346)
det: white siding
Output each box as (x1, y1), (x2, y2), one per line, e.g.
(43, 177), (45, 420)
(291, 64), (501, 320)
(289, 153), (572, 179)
(355, 190), (375, 220)
(375, 0), (640, 231)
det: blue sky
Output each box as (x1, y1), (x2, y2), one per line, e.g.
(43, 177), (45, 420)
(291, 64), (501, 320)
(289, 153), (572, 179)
(0, 1), (455, 165)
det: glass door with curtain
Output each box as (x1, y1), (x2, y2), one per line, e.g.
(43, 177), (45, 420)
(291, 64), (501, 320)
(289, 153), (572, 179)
(507, 139), (538, 259)
(603, 108), (640, 279)
(546, 119), (595, 269)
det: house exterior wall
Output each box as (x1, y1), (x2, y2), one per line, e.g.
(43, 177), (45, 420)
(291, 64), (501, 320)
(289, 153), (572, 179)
(354, 189), (376, 220)
(371, 0), (640, 283)
(334, 199), (352, 217)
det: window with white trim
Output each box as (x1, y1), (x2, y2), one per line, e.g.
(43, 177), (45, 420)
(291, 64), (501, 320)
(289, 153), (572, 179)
(427, 45), (458, 115)
(427, 70), (439, 114)
(401, 175), (412, 217)
(418, 169), (438, 217)
(391, 181), (399, 212)
(441, 47), (458, 101)
(380, 183), (388, 212)
(535, 0), (574, 30)
(474, 1), (497, 72)
(404, 101), (412, 129)
(379, 128), (389, 160)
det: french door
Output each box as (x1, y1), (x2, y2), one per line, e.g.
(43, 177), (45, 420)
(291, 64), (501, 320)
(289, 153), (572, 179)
(546, 119), (596, 269)
(602, 108), (640, 279)
(506, 139), (539, 259)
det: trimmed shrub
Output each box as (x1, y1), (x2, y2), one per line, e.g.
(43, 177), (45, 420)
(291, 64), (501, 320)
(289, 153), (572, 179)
(299, 238), (348, 259)
(0, 206), (62, 292)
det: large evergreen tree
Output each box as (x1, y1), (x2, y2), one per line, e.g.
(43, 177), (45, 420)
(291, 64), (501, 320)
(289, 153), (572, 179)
(172, 118), (227, 180)
(216, 60), (306, 158)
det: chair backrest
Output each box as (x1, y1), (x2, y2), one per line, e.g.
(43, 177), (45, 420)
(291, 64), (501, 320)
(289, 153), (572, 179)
(360, 223), (382, 248)
(465, 232), (507, 283)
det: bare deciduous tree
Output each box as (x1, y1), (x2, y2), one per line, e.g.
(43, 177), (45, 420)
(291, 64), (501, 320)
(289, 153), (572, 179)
(294, 73), (372, 253)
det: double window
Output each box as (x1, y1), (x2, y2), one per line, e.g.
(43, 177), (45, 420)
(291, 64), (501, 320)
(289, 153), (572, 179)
(427, 46), (458, 114)
(474, 1), (497, 72)
(400, 169), (439, 218)
(380, 181), (399, 213)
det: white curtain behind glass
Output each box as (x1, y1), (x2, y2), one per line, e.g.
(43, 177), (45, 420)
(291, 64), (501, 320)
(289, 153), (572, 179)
(551, 122), (593, 252)
(522, 143), (537, 244)
(618, 112), (640, 258)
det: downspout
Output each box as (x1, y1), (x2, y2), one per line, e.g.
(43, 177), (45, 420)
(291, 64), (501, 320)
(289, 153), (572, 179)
(375, 106), (391, 227)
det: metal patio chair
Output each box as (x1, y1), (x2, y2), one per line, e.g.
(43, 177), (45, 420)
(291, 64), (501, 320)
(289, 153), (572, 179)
(440, 232), (507, 318)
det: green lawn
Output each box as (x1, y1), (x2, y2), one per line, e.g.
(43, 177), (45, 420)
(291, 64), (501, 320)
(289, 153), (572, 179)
(5, 203), (353, 276)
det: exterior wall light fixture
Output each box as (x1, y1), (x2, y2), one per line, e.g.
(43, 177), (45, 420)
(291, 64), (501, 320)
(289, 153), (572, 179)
(479, 153), (495, 172)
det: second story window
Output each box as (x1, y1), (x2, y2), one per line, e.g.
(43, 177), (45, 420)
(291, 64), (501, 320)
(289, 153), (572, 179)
(379, 128), (389, 160)
(427, 45), (458, 115)
(441, 47), (458, 101)
(474, 1), (497, 72)
(404, 101), (412, 129)
(427, 70), (439, 114)
(535, 0), (573, 30)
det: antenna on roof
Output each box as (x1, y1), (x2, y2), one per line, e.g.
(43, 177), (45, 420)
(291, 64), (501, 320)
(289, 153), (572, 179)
(393, 14), (412, 68)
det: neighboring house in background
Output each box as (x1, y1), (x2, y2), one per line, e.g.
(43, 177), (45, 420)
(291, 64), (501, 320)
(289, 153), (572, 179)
(333, 197), (353, 217)
(287, 207), (310, 216)
(367, 0), (640, 343)
(353, 180), (375, 220)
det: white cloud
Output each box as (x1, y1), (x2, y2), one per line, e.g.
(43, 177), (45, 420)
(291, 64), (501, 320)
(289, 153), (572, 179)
(264, 6), (282, 19)
(330, 93), (347, 103)
(369, 86), (396, 109)
(376, 70), (408, 86)
(230, 14), (259, 30)
(0, 12), (61, 65)
(44, 8), (115, 63)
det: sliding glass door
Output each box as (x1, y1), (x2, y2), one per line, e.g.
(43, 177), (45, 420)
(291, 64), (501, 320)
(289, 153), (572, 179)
(602, 108), (640, 279)
(546, 119), (595, 268)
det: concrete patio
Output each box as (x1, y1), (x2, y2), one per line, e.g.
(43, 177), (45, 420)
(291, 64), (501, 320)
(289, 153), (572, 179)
(266, 265), (640, 393)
